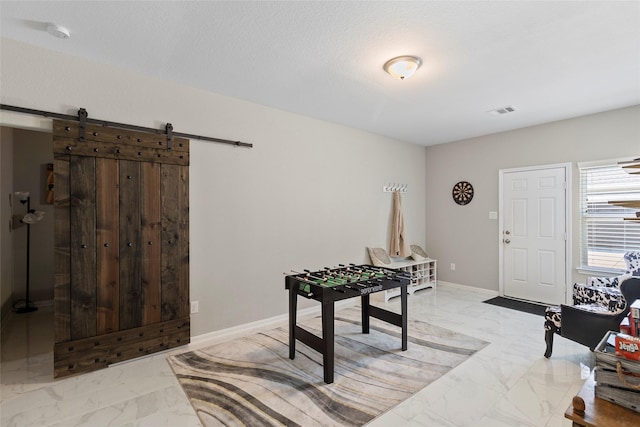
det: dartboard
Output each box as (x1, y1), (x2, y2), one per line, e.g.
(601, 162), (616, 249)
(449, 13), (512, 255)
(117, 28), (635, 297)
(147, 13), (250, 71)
(452, 181), (474, 205)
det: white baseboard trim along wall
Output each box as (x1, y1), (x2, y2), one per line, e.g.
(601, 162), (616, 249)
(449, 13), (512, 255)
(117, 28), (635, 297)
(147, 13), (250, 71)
(188, 299), (357, 350)
(188, 282), (499, 349)
(437, 281), (500, 296)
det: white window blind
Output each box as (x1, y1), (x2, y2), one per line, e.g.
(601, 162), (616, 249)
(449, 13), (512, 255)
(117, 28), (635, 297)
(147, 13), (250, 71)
(580, 162), (640, 271)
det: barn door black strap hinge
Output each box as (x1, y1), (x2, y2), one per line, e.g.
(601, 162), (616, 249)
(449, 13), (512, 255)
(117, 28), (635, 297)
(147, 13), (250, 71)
(78, 108), (88, 141)
(165, 123), (173, 151)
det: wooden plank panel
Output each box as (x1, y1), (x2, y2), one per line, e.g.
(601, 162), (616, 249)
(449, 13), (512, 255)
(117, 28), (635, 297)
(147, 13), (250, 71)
(52, 120), (189, 151)
(54, 329), (190, 378)
(52, 120), (189, 165)
(96, 158), (120, 334)
(141, 162), (161, 325)
(119, 160), (142, 330)
(53, 118), (191, 377)
(177, 165), (190, 319)
(54, 317), (190, 378)
(54, 155), (71, 343)
(53, 137), (189, 166)
(161, 164), (180, 321)
(54, 317), (189, 354)
(69, 156), (97, 340)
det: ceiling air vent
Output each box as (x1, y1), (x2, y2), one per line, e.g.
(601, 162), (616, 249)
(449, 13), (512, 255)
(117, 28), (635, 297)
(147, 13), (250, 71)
(488, 105), (517, 116)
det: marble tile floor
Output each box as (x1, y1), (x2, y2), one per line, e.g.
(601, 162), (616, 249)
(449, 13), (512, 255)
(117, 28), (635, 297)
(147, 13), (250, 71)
(1, 284), (593, 427)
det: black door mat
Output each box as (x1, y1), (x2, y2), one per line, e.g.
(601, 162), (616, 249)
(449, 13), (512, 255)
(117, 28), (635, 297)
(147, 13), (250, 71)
(483, 296), (547, 316)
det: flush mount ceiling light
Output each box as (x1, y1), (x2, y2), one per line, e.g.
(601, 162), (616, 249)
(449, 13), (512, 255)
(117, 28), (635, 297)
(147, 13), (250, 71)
(383, 55), (422, 80)
(46, 23), (70, 40)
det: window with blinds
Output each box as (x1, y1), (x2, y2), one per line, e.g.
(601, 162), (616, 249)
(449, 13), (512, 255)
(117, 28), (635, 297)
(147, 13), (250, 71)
(580, 162), (640, 272)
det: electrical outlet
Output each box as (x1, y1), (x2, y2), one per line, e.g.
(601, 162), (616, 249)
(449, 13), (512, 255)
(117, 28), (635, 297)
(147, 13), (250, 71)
(190, 301), (199, 314)
(450, 263), (456, 271)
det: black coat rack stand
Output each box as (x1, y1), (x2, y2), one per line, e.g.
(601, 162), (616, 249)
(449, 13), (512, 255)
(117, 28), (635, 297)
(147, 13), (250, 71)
(14, 196), (38, 314)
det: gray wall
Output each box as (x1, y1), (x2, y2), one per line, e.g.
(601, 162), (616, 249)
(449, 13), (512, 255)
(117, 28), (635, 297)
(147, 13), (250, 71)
(425, 105), (640, 292)
(0, 38), (427, 335)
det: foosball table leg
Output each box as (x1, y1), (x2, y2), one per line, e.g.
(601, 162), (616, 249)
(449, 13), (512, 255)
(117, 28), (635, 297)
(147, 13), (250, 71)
(361, 294), (370, 334)
(401, 284), (408, 351)
(289, 284), (297, 360)
(322, 302), (335, 384)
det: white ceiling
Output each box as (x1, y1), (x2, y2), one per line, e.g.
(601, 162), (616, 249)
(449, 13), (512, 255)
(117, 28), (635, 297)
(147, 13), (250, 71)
(1, 1), (639, 146)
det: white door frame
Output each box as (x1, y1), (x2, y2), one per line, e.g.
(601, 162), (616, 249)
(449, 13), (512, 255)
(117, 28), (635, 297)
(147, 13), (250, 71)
(498, 162), (572, 304)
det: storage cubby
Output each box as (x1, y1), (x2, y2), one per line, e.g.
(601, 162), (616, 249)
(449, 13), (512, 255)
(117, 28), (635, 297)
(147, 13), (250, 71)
(383, 258), (437, 302)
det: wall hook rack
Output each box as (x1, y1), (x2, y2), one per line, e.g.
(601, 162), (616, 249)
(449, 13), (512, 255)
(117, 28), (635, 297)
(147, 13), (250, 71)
(383, 183), (407, 193)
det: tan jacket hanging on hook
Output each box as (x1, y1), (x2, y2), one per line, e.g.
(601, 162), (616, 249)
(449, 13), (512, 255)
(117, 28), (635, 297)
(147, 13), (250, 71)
(390, 191), (410, 257)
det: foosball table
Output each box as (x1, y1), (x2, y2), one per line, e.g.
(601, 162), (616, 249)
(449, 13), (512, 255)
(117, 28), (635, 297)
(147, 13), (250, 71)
(285, 264), (412, 384)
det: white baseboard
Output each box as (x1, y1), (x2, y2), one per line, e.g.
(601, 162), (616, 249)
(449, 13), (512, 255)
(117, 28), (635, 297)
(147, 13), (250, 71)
(437, 281), (500, 296)
(188, 299), (357, 349)
(188, 283), (500, 349)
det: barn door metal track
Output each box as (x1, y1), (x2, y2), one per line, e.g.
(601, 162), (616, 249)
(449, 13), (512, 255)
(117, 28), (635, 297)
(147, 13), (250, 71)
(0, 104), (253, 148)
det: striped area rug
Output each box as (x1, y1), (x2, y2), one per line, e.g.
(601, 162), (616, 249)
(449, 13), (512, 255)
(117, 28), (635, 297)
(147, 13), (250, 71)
(167, 307), (488, 426)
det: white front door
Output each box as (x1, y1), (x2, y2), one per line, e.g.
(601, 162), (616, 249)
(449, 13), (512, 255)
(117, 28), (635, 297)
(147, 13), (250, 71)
(502, 166), (568, 304)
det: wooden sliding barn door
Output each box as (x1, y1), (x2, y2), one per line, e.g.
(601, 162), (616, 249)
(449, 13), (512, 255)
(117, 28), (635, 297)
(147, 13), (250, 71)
(52, 120), (190, 378)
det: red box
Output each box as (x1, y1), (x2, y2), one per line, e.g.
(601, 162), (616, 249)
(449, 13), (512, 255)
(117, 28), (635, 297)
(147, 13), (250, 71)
(615, 333), (640, 361)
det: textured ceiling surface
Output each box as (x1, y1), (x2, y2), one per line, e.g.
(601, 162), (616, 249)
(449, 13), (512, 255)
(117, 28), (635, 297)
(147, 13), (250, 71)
(1, 1), (639, 146)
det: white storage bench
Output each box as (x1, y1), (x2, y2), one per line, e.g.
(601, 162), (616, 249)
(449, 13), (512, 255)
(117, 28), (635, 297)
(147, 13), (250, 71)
(367, 247), (437, 302)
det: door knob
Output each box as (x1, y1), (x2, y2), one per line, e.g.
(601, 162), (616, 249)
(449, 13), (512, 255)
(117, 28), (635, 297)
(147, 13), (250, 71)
(504, 239), (511, 244)
(504, 230), (511, 235)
